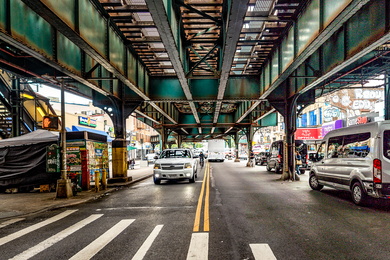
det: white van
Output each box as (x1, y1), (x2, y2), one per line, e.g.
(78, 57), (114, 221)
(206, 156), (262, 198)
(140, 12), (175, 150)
(309, 121), (390, 205)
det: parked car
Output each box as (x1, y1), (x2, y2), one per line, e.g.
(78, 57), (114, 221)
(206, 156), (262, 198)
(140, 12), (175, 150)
(266, 140), (307, 174)
(255, 152), (270, 165)
(309, 121), (390, 205)
(153, 149), (198, 184)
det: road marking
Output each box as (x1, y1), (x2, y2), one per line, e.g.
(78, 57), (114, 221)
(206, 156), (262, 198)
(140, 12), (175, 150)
(250, 244), (277, 260)
(186, 233), (209, 260)
(96, 206), (195, 211)
(0, 218), (25, 229)
(9, 214), (103, 260)
(69, 219), (135, 260)
(204, 164), (210, 232)
(193, 162), (208, 232)
(131, 225), (163, 260)
(0, 210), (77, 247)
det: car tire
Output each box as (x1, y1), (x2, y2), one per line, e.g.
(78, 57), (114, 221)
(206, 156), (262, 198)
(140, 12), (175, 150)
(351, 182), (367, 206)
(275, 164), (282, 174)
(309, 174), (323, 191)
(300, 169), (305, 175)
(189, 173), (195, 183)
(153, 176), (161, 185)
(266, 164), (272, 172)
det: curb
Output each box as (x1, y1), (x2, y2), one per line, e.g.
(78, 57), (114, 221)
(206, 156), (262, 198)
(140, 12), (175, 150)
(0, 173), (154, 220)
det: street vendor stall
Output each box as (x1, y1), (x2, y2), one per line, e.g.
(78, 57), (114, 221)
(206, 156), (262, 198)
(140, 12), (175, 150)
(66, 131), (109, 190)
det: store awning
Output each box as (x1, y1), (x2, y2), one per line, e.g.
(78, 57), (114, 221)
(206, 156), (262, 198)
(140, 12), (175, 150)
(71, 125), (113, 142)
(127, 146), (136, 151)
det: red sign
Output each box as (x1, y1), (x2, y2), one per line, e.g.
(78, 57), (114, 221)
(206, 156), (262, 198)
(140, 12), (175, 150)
(295, 128), (322, 140)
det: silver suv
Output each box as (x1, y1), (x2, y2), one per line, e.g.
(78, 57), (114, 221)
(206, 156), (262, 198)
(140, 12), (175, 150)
(153, 149), (198, 184)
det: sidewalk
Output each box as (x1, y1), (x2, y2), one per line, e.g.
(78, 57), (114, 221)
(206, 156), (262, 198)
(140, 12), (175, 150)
(0, 162), (154, 220)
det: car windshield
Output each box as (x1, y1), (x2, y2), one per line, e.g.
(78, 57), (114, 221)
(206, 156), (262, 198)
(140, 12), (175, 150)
(161, 150), (191, 159)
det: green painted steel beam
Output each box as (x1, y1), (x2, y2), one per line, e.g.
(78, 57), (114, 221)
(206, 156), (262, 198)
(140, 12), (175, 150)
(213, 0), (250, 129)
(146, 0), (200, 126)
(20, 0), (177, 125)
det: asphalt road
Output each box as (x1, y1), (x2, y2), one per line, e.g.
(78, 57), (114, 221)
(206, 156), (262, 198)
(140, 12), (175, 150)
(2, 159), (390, 259)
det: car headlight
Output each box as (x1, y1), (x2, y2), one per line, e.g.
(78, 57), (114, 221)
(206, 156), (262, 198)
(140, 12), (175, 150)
(184, 163), (192, 168)
(154, 164), (161, 169)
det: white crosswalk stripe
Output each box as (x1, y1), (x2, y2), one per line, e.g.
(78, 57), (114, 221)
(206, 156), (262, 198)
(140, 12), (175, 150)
(132, 225), (164, 260)
(0, 218), (25, 229)
(0, 210), (78, 247)
(187, 233), (209, 260)
(250, 244), (277, 260)
(9, 214), (103, 260)
(69, 219), (135, 260)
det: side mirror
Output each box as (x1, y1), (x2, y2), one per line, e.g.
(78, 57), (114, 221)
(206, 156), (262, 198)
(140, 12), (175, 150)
(154, 156), (158, 160)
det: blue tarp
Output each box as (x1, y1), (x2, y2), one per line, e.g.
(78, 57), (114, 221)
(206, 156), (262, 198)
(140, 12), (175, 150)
(71, 125), (113, 142)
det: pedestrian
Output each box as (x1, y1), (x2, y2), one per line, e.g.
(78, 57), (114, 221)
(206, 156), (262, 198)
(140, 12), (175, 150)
(250, 150), (255, 167)
(295, 151), (302, 175)
(131, 158), (135, 170)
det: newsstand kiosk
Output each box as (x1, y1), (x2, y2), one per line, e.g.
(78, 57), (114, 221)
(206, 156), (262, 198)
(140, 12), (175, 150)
(66, 131), (109, 190)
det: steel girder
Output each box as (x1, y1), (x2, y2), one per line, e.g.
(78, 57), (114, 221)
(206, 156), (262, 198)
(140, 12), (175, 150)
(213, 0), (251, 129)
(20, 0), (177, 126)
(145, 0), (201, 127)
(242, 0), (373, 123)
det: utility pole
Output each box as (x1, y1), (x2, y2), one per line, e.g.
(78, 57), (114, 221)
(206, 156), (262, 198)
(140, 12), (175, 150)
(56, 78), (73, 198)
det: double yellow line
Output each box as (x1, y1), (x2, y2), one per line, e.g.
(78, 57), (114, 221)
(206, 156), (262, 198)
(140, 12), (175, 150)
(193, 160), (210, 232)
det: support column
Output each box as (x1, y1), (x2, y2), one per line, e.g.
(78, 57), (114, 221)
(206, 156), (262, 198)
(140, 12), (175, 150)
(234, 132), (240, 162)
(177, 135), (182, 148)
(160, 126), (167, 151)
(111, 139), (130, 182)
(281, 95), (300, 181)
(246, 126), (254, 167)
(92, 91), (141, 183)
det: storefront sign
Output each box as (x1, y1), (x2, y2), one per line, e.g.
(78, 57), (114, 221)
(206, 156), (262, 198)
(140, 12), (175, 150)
(295, 128), (322, 140)
(347, 113), (378, 127)
(322, 119), (343, 137)
(78, 116), (97, 128)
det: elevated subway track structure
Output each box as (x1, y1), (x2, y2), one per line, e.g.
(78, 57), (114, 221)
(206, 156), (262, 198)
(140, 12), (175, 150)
(1, 0), (390, 179)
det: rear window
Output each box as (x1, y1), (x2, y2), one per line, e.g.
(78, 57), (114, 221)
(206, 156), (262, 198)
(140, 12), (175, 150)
(384, 130), (390, 159)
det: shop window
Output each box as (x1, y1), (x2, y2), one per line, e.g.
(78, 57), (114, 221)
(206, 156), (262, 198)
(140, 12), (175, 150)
(301, 114), (307, 127)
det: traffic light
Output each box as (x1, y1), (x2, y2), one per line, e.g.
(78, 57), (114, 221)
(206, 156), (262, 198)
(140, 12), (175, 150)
(42, 115), (59, 130)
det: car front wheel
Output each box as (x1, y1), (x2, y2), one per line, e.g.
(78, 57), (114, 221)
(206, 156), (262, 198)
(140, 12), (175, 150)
(309, 174), (323, 191)
(266, 164), (271, 172)
(189, 173), (195, 183)
(153, 176), (161, 185)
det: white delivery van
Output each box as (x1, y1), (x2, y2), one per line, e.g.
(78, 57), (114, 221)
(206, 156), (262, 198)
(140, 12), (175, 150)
(208, 139), (225, 162)
(309, 121), (390, 205)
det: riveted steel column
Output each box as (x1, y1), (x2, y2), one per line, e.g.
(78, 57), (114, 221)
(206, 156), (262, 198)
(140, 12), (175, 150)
(234, 132), (240, 162)
(282, 94), (300, 181)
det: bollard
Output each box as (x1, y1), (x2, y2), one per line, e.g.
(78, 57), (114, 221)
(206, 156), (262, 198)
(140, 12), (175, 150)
(102, 169), (107, 190)
(95, 170), (100, 192)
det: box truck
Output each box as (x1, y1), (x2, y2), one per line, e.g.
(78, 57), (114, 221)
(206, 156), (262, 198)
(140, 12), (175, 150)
(208, 139), (225, 162)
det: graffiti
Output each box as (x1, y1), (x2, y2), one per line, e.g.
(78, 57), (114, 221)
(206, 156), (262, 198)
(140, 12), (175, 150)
(354, 89), (383, 100)
(351, 99), (374, 110)
(324, 107), (340, 122)
(340, 95), (352, 107)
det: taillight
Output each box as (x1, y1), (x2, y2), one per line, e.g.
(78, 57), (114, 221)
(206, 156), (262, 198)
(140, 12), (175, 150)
(373, 159), (382, 183)
(278, 154), (281, 162)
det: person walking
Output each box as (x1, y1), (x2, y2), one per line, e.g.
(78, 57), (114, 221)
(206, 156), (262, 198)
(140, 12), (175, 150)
(250, 150), (255, 167)
(130, 158), (135, 170)
(295, 151), (302, 175)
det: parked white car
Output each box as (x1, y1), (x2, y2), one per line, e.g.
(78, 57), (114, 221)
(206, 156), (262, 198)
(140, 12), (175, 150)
(153, 149), (198, 184)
